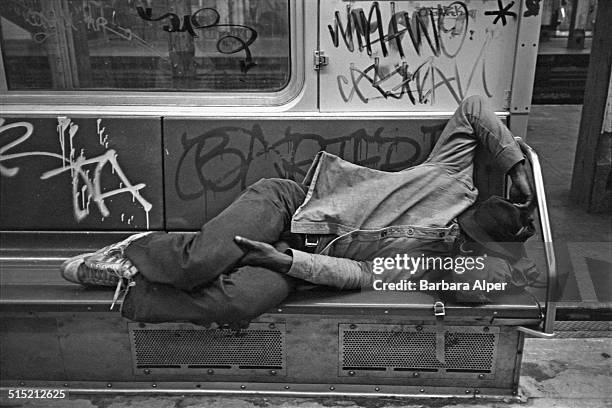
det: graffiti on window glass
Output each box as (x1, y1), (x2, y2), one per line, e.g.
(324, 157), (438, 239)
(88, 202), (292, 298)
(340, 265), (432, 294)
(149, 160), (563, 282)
(0, 0), (290, 91)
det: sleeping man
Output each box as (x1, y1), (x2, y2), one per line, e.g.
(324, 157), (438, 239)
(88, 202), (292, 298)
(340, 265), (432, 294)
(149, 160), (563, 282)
(60, 95), (535, 326)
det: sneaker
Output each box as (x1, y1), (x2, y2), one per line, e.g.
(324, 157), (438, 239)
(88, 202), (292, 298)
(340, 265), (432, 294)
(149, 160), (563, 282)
(60, 232), (153, 287)
(59, 251), (138, 287)
(60, 252), (138, 310)
(60, 232), (153, 310)
(60, 252), (116, 287)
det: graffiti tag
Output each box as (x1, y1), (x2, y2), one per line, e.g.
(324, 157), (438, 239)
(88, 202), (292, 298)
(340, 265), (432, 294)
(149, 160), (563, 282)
(485, 0), (517, 26)
(0, 118), (152, 228)
(328, 1), (473, 59)
(136, 6), (258, 72)
(174, 123), (446, 202)
(337, 28), (497, 105)
(524, 0), (542, 17)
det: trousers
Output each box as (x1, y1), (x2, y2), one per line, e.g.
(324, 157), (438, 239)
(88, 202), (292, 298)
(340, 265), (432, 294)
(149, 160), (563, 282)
(122, 178), (310, 324)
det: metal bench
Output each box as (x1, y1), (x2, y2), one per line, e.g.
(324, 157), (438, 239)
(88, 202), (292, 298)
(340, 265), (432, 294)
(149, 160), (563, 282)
(0, 140), (556, 398)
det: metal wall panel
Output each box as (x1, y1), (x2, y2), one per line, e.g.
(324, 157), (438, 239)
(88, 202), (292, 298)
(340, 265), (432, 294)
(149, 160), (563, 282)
(59, 315), (134, 381)
(164, 118), (504, 229)
(0, 317), (65, 380)
(319, 0), (520, 112)
(163, 118), (447, 229)
(0, 117), (163, 230)
(509, 0), (544, 138)
(0, 313), (523, 395)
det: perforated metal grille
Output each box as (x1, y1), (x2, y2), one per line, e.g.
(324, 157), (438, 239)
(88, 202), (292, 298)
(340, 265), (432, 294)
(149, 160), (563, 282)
(444, 332), (495, 371)
(131, 325), (284, 370)
(342, 331), (440, 369)
(340, 325), (498, 374)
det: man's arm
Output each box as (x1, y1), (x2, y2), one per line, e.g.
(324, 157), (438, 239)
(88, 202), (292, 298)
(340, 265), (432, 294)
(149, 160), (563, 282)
(508, 162), (534, 210)
(285, 249), (374, 289)
(234, 236), (373, 289)
(427, 96), (534, 208)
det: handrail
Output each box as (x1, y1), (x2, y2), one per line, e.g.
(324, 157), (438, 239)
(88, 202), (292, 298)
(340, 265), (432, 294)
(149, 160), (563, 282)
(514, 137), (557, 335)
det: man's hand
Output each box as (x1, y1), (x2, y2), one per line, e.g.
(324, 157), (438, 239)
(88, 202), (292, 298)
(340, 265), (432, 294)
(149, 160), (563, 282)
(234, 236), (293, 274)
(508, 162), (535, 210)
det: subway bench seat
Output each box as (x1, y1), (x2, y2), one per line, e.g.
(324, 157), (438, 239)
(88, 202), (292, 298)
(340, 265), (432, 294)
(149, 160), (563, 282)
(0, 141), (555, 397)
(1, 232), (543, 398)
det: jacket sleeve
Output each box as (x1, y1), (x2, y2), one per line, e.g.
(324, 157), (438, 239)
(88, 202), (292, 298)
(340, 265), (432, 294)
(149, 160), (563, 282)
(427, 95), (524, 175)
(285, 249), (375, 290)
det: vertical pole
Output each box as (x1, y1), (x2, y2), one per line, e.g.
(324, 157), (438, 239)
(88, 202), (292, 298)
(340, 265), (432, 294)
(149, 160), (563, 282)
(0, 21), (7, 92)
(168, 0), (195, 87)
(568, 0), (590, 49)
(509, 0), (543, 140)
(72, 0), (92, 87)
(567, 0), (579, 46)
(570, 1), (612, 212)
(41, 0), (81, 89)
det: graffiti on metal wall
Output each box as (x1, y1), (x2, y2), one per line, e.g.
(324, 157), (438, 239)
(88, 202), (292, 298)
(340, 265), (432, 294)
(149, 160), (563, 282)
(0, 118), (152, 228)
(174, 123), (445, 203)
(328, 1), (516, 106)
(136, 6), (258, 72)
(337, 28), (497, 105)
(523, 0), (542, 17)
(485, 0), (517, 25)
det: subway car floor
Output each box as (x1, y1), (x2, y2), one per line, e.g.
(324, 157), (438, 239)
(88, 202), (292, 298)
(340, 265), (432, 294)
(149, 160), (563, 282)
(526, 105), (611, 317)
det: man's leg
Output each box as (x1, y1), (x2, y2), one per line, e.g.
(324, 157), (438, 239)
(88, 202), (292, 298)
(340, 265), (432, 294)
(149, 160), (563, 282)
(125, 178), (307, 291)
(425, 95), (523, 181)
(121, 266), (297, 325)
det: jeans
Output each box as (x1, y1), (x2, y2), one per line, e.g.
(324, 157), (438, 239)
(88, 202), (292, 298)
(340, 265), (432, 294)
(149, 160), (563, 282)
(122, 178), (309, 324)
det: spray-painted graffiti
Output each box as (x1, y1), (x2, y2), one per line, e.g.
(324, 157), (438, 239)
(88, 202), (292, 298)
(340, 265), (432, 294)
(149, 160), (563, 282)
(2, 1), (169, 61)
(484, 0), (517, 26)
(327, 1), (513, 108)
(136, 6), (258, 72)
(338, 27), (497, 105)
(523, 0), (542, 17)
(0, 118), (152, 228)
(6, 2), (76, 43)
(328, 1), (473, 59)
(174, 123), (445, 201)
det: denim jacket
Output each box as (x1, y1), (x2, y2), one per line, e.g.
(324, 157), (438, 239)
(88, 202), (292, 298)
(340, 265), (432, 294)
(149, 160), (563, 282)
(285, 96), (525, 289)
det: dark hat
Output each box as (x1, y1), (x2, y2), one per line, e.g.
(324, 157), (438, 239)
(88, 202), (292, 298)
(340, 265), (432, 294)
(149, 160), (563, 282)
(458, 196), (535, 260)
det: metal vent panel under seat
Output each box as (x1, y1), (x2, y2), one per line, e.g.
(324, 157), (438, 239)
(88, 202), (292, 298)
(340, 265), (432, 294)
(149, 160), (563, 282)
(128, 322), (286, 376)
(339, 324), (499, 378)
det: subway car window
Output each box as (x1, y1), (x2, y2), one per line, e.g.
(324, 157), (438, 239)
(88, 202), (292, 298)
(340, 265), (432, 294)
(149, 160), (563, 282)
(0, 0), (291, 92)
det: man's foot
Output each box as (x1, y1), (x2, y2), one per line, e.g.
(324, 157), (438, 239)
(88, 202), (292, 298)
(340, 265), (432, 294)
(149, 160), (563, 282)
(60, 251), (139, 287)
(60, 232), (152, 287)
(60, 232), (153, 310)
